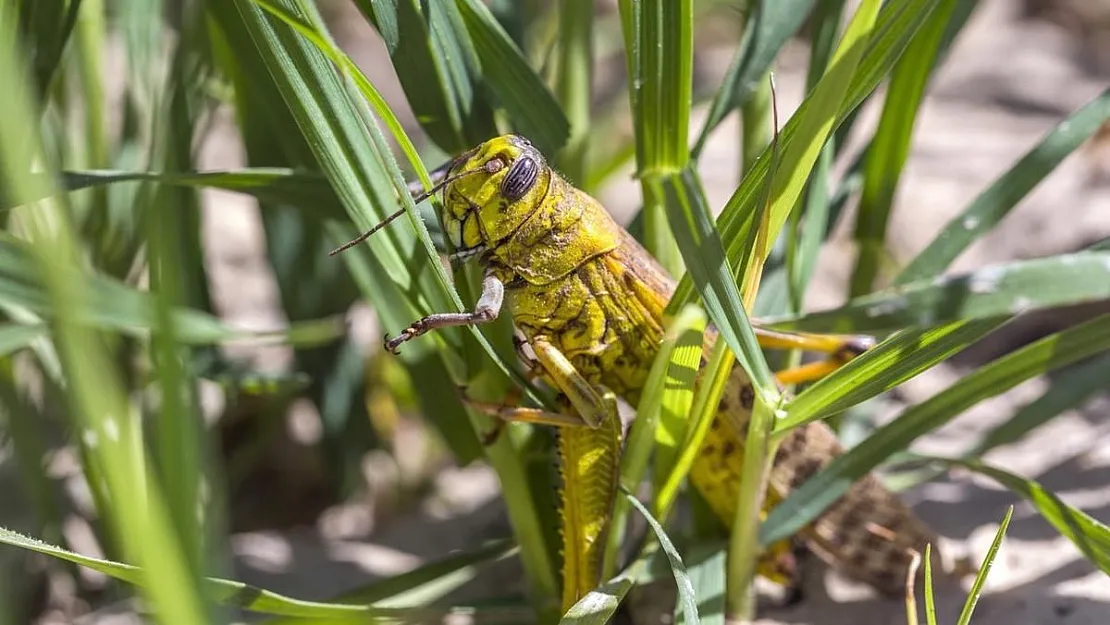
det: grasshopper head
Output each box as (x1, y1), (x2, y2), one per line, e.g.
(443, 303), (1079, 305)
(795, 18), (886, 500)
(442, 134), (550, 262)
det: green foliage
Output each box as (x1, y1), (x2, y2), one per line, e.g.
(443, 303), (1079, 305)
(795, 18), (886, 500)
(0, 1), (1107, 624)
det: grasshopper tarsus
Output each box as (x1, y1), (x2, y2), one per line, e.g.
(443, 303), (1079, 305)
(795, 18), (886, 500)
(383, 332), (408, 355)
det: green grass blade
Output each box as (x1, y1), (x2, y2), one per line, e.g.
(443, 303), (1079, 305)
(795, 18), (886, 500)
(923, 544), (938, 625)
(762, 312), (1110, 546)
(625, 488), (699, 625)
(353, 0), (399, 52)
(768, 252), (1110, 333)
(0, 14), (209, 624)
(368, 0), (497, 152)
(754, 0), (881, 266)
(263, 538), (518, 624)
(553, 0), (593, 184)
(618, 0), (692, 275)
(14, 0), (81, 98)
(849, 0), (959, 296)
(457, 0), (570, 155)
(655, 339), (733, 520)
(647, 305), (708, 493)
(781, 318), (1003, 430)
(0, 323), (46, 356)
(926, 458), (1110, 575)
(692, 0), (817, 158)
(40, 167), (446, 246)
(558, 578), (636, 625)
(955, 505), (1013, 625)
(896, 87), (1110, 285)
(145, 5), (213, 585)
(669, 0), (945, 311)
(655, 169), (775, 395)
(0, 526), (480, 621)
(969, 351), (1110, 457)
(606, 304), (705, 575)
(681, 545), (724, 625)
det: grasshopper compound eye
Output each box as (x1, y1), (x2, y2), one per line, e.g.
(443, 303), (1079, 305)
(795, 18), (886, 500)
(500, 155), (539, 202)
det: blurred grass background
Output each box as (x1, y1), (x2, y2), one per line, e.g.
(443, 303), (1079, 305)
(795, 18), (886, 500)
(1, 0), (1110, 623)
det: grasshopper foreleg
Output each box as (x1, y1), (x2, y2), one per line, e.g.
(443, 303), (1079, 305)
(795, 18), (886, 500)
(384, 269), (505, 354)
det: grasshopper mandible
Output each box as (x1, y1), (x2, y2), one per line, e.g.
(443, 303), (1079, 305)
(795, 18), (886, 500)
(336, 134), (940, 610)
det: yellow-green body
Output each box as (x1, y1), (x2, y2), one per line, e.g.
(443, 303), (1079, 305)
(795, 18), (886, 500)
(392, 135), (939, 608)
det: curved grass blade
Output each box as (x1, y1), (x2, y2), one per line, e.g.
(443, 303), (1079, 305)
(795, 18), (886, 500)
(780, 318), (1004, 430)
(263, 538), (517, 625)
(0, 527), (477, 621)
(970, 351), (1110, 457)
(563, 487), (701, 624)
(626, 490), (700, 625)
(0, 230), (315, 345)
(896, 87), (1110, 285)
(762, 312), (1110, 546)
(682, 545), (725, 625)
(768, 252), (1110, 333)
(0, 323), (47, 357)
(558, 577), (635, 625)
(918, 456), (1110, 575)
(849, 0), (960, 296)
(606, 304), (705, 575)
(354, 0), (399, 52)
(26, 168), (448, 250)
(692, 0), (816, 158)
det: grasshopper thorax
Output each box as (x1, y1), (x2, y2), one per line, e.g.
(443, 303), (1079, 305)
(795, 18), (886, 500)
(441, 134), (551, 262)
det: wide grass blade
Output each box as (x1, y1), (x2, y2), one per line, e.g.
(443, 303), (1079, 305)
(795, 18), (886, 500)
(263, 539), (519, 624)
(896, 88), (1110, 285)
(680, 546), (724, 625)
(552, 0), (593, 184)
(618, 0), (692, 275)
(768, 252), (1110, 333)
(762, 312), (1110, 546)
(969, 352), (1110, 457)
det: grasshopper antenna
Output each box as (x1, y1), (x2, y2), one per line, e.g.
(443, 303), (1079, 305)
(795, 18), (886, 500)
(329, 158), (503, 256)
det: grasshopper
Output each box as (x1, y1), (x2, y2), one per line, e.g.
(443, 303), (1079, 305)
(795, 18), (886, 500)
(336, 134), (940, 611)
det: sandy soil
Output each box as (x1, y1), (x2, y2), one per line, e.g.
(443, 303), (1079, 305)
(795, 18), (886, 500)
(61, 1), (1110, 623)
